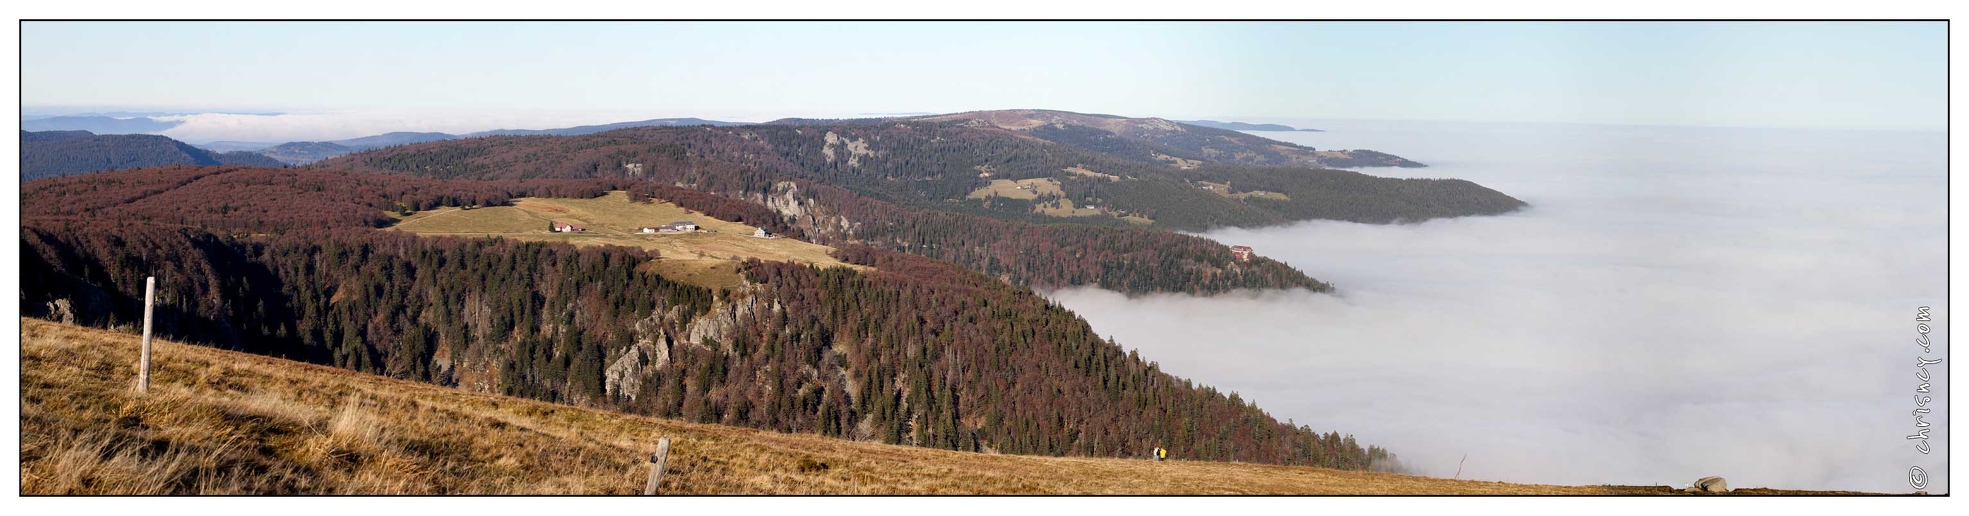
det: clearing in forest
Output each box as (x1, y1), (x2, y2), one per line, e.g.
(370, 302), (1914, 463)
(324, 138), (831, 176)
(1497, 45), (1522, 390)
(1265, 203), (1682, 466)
(389, 191), (859, 288)
(966, 178), (1064, 200)
(1063, 166), (1119, 181)
(1196, 181), (1290, 201)
(967, 177), (1151, 224)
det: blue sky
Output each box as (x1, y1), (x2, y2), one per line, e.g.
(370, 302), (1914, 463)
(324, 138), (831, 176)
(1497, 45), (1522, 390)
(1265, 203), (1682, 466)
(21, 21), (1947, 131)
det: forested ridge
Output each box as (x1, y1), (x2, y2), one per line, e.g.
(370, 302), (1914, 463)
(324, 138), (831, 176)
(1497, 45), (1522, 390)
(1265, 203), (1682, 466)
(314, 116), (1524, 293)
(321, 120), (1522, 232)
(907, 109), (1413, 169)
(319, 131), (1328, 295)
(20, 130), (286, 181)
(17, 112), (1520, 472)
(256, 141), (358, 165)
(20, 166), (1393, 469)
(731, 122), (1521, 229)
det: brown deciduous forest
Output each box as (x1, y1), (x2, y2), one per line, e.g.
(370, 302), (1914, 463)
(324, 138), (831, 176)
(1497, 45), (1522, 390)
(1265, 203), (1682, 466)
(36, 157), (1325, 296)
(21, 165), (1392, 470)
(321, 122), (1523, 230)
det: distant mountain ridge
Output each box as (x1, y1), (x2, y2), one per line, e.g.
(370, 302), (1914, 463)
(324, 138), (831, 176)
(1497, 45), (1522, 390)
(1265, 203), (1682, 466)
(911, 109), (1419, 168)
(254, 141), (360, 165)
(215, 118), (747, 164)
(21, 130), (96, 143)
(322, 108), (1520, 238)
(21, 116), (184, 134)
(27, 111), (1408, 169)
(465, 117), (743, 137)
(195, 141), (283, 153)
(334, 131), (456, 149)
(1178, 120), (1323, 132)
(19, 130), (284, 181)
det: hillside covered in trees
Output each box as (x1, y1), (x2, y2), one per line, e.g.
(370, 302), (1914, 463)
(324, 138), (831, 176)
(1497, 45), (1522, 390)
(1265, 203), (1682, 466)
(20, 165), (1392, 470)
(318, 111), (1524, 292)
(254, 141), (361, 165)
(320, 112), (1521, 231)
(193, 119), (750, 165)
(24, 164), (1318, 295)
(18, 111), (1525, 475)
(19, 130), (285, 181)
(910, 110), (1396, 167)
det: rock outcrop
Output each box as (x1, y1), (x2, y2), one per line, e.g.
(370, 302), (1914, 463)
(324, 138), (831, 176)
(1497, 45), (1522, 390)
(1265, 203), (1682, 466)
(1684, 476), (1729, 493)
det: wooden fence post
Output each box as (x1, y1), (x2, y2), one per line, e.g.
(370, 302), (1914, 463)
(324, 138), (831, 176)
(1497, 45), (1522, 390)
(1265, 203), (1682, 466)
(643, 437), (672, 495)
(137, 276), (156, 393)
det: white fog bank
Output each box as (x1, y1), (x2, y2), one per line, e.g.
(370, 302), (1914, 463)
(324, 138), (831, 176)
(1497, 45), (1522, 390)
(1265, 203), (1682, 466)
(1049, 120), (1948, 493)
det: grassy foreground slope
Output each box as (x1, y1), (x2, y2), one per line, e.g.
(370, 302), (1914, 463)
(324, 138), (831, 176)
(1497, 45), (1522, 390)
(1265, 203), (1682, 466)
(20, 318), (1867, 495)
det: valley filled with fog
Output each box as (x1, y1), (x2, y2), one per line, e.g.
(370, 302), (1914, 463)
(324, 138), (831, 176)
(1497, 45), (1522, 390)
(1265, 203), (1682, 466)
(1049, 119), (1948, 493)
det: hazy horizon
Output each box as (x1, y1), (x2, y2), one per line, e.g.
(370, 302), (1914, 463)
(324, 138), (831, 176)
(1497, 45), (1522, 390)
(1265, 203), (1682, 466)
(22, 21), (1947, 132)
(17, 106), (1952, 145)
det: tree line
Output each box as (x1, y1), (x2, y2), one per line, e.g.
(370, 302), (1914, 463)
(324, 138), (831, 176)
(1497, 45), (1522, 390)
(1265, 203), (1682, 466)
(317, 127), (1332, 295)
(22, 192), (1388, 469)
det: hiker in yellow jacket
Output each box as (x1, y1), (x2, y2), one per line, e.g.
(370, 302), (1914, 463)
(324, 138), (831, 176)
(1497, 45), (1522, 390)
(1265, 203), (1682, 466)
(1153, 446), (1167, 462)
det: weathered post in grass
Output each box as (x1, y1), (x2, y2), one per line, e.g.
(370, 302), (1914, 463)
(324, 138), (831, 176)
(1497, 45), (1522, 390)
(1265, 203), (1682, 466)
(137, 276), (156, 393)
(643, 437), (672, 495)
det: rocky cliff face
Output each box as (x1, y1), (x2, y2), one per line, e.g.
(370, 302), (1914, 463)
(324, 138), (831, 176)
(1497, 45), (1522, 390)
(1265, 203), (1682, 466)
(604, 314), (677, 399)
(602, 286), (790, 401)
(748, 181), (859, 243)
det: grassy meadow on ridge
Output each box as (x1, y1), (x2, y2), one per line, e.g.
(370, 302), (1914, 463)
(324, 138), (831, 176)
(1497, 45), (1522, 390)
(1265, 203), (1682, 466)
(389, 191), (859, 289)
(19, 318), (1873, 495)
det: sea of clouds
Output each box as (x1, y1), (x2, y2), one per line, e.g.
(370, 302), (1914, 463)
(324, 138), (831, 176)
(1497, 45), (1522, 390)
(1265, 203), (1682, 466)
(1048, 119), (1948, 493)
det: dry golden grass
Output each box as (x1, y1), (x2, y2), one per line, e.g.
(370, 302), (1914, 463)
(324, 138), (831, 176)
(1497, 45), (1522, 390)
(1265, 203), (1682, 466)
(1063, 166), (1118, 181)
(390, 192), (858, 289)
(1313, 150), (1352, 159)
(1196, 181), (1289, 201)
(959, 172), (1154, 222)
(1238, 191), (1291, 201)
(1034, 199), (1104, 218)
(968, 178), (1151, 222)
(392, 205), (555, 234)
(1151, 152), (1203, 169)
(965, 178), (1062, 200)
(19, 318), (1880, 495)
(640, 259), (746, 290)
